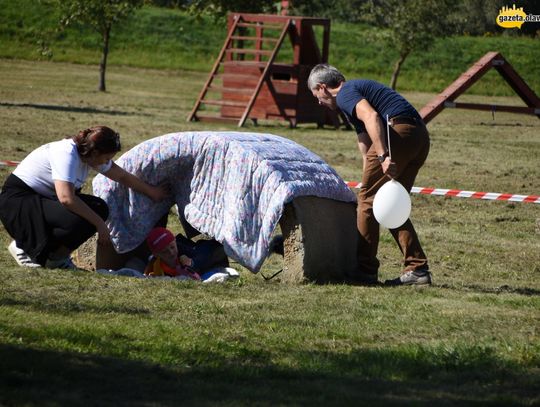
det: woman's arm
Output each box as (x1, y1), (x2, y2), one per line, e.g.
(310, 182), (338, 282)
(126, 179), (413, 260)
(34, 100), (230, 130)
(54, 180), (111, 245)
(102, 162), (169, 202)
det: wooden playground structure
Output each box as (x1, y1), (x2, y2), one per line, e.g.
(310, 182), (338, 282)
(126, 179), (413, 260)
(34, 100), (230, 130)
(187, 12), (341, 127)
(420, 51), (540, 123)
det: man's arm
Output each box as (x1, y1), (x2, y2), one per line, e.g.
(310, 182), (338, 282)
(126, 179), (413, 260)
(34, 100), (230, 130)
(357, 132), (371, 170)
(354, 99), (396, 177)
(355, 99), (387, 157)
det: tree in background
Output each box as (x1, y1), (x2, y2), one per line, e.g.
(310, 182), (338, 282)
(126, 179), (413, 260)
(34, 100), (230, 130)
(362, 0), (458, 90)
(50, 0), (144, 91)
(178, 0), (276, 17)
(288, 0), (368, 22)
(146, 0), (538, 37)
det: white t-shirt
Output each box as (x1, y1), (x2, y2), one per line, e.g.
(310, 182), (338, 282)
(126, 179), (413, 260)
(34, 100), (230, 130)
(13, 138), (113, 198)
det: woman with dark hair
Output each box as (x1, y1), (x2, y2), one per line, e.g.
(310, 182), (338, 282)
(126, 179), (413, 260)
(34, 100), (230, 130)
(0, 125), (168, 269)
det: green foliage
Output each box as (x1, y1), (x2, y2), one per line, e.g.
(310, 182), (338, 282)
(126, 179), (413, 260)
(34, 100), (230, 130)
(180, 0), (276, 17)
(365, 0), (458, 55)
(290, 0), (540, 38)
(332, 31), (540, 94)
(45, 0), (145, 90)
(361, 0), (459, 88)
(451, 0), (506, 35)
(0, 0), (538, 94)
(49, 0), (144, 33)
(289, 0), (368, 22)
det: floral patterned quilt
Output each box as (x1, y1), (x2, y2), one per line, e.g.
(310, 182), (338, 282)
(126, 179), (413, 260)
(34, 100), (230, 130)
(92, 131), (356, 272)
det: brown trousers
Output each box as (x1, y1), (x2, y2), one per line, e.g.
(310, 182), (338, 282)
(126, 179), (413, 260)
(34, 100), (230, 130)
(357, 121), (430, 275)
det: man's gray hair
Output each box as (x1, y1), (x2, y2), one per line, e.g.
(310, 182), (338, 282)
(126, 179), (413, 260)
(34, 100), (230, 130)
(307, 64), (345, 91)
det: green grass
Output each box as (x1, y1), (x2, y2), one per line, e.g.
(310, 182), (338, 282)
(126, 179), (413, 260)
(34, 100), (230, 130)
(0, 0), (539, 95)
(0, 58), (539, 406)
(1, 271), (538, 405)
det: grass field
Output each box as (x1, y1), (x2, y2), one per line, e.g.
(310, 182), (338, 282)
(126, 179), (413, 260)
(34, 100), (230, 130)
(0, 57), (539, 406)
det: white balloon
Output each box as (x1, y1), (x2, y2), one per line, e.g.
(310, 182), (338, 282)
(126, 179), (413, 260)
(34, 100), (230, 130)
(373, 180), (411, 229)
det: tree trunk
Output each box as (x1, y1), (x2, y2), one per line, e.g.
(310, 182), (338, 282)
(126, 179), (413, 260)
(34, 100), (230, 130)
(390, 50), (410, 90)
(98, 25), (111, 92)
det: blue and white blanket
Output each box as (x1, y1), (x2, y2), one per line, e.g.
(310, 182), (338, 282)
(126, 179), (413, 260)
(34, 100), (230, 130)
(92, 131), (356, 272)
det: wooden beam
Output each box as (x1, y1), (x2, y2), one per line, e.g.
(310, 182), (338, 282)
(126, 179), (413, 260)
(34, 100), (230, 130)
(444, 101), (540, 115)
(230, 36), (279, 43)
(420, 52), (499, 123)
(192, 114), (241, 124)
(226, 48), (273, 56)
(202, 99), (247, 108)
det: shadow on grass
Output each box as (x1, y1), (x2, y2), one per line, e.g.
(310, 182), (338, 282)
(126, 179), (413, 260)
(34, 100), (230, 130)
(478, 121), (537, 127)
(0, 343), (537, 406)
(439, 283), (540, 296)
(0, 102), (147, 116)
(0, 297), (151, 315)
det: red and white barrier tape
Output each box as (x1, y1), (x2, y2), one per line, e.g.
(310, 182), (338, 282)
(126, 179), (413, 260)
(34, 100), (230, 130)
(347, 182), (540, 204)
(0, 160), (20, 167)
(2, 160), (538, 204)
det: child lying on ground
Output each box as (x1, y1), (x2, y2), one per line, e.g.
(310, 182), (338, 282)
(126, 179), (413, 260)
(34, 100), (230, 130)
(145, 227), (238, 282)
(145, 227), (201, 280)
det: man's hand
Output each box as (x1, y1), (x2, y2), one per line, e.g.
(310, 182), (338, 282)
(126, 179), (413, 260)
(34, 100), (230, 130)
(381, 157), (397, 178)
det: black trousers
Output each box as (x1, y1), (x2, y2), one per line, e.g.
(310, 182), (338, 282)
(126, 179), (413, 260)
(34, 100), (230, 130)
(0, 174), (108, 265)
(175, 233), (229, 273)
(41, 193), (109, 255)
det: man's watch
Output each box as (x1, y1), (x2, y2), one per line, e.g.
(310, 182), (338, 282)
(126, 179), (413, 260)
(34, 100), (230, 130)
(377, 152), (389, 163)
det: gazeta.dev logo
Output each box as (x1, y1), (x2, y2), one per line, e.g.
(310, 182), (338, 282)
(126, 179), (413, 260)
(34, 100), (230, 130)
(496, 4), (539, 28)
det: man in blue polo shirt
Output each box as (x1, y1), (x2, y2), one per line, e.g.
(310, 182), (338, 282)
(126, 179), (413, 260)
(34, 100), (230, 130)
(308, 64), (431, 286)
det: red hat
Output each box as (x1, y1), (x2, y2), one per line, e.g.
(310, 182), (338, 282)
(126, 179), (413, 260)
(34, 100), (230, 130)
(146, 227), (175, 253)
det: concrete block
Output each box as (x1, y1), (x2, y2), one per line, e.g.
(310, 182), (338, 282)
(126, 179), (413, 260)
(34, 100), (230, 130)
(279, 196), (360, 283)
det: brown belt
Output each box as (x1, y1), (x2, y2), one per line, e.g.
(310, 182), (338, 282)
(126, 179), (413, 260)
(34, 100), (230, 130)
(389, 116), (419, 126)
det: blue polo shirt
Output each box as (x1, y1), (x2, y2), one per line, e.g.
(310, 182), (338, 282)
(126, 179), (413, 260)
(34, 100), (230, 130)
(336, 79), (420, 133)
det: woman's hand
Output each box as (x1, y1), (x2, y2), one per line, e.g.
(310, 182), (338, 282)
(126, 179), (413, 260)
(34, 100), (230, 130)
(147, 183), (170, 202)
(54, 180), (114, 246)
(96, 223), (112, 246)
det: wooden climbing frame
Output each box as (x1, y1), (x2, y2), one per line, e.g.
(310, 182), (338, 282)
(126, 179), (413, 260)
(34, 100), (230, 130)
(187, 12), (340, 127)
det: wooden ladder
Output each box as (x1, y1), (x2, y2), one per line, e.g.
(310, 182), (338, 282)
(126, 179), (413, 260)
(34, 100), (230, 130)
(187, 15), (292, 127)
